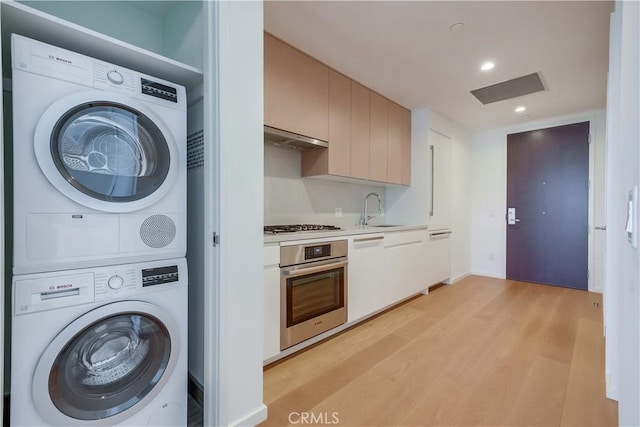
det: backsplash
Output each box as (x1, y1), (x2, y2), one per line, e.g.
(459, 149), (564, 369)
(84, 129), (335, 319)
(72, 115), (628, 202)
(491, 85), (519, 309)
(264, 144), (386, 227)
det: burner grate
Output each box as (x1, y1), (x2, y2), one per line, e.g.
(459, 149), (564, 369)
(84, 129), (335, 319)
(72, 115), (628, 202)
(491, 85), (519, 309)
(264, 224), (341, 234)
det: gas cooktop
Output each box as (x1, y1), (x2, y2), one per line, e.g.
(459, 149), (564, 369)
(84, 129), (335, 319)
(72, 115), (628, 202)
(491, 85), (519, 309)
(264, 224), (342, 234)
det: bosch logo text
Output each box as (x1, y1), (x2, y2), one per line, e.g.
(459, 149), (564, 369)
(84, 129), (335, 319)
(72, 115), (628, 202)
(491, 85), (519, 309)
(48, 54), (72, 65)
(49, 284), (73, 290)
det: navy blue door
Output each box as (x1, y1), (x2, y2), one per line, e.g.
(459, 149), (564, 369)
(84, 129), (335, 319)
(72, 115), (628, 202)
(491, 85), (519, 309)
(506, 122), (590, 290)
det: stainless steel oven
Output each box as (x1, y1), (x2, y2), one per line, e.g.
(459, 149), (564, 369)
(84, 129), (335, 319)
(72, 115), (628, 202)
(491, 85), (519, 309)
(280, 240), (348, 350)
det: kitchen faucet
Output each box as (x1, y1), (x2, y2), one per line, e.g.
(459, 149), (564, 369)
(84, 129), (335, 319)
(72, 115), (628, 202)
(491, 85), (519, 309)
(359, 192), (384, 226)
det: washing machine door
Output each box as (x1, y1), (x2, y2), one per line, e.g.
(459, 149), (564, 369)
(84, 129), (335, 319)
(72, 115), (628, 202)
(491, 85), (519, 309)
(32, 301), (180, 426)
(34, 91), (180, 213)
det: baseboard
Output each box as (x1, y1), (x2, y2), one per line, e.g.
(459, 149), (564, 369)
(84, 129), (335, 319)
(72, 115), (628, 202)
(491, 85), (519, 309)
(448, 272), (471, 284)
(230, 403), (268, 426)
(470, 271), (506, 280)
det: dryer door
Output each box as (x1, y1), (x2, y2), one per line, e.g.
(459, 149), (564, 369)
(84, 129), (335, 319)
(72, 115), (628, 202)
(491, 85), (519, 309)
(32, 301), (180, 426)
(34, 91), (180, 213)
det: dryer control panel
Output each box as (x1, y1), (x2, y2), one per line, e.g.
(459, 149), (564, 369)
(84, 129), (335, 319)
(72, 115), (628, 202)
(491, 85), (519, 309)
(12, 34), (186, 111)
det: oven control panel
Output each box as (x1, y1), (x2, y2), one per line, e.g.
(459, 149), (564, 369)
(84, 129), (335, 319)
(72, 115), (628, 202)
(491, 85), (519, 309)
(280, 240), (348, 267)
(304, 244), (331, 260)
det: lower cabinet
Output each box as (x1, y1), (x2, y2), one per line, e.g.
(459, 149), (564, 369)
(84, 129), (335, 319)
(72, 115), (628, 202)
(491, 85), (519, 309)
(263, 243), (281, 361)
(348, 229), (429, 323)
(425, 230), (452, 286)
(348, 234), (386, 322)
(264, 228), (447, 363)
(383, 230), (429, 304)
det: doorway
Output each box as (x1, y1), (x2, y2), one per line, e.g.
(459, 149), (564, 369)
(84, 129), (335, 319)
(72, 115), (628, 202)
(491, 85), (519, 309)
(506, 122), (590, 290)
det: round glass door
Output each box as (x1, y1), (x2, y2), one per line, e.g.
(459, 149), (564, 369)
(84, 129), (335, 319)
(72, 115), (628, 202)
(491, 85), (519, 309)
(47, 312), (171, 421)
(52, 102), (171, 203)
(33, 91), (180, 213)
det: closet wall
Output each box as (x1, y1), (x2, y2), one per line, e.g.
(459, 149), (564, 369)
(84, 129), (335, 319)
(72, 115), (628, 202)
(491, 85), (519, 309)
(0, 1), (266, 425)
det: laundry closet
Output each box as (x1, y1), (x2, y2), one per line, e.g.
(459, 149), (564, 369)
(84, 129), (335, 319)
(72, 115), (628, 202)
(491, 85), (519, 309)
(0, 1), (265, 426)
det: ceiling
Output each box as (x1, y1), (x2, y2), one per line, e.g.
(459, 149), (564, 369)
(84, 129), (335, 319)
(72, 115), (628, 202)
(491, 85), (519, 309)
(264, 1), (613, 131)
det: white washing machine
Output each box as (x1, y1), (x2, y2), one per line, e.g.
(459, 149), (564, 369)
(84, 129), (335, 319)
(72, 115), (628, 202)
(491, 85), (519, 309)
(10, 257), (188, 426)
(11, 34), (187, 274)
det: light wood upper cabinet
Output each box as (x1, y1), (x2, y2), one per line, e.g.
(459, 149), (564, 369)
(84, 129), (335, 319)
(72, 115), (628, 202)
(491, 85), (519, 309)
(327, 70), (352, 176)
(401, 107), (412, 185)
(387, 101), (403, 184)
(268, 31), (412, 186)
(369, 91), (388, 182)
(264, 33), (329, 141)
(350, 81), (370, 180)
(302, 70), (351, 177)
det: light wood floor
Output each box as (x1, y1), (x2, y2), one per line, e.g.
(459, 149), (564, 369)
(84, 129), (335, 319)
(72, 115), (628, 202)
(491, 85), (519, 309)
(261, 276), (617, 426)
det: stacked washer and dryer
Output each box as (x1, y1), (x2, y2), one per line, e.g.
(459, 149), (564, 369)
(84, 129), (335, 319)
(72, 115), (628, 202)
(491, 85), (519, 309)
(9, 35), (189, 426)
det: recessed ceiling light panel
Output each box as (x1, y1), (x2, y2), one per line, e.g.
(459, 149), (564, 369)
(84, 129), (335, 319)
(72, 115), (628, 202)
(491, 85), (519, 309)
(481, 62), (495, 71)
(449, 22), (465, 33)
(515, 106), (526, 112)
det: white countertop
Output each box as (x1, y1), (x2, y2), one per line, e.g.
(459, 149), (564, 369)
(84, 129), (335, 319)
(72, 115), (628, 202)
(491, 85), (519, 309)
(264, 224), (429, 244)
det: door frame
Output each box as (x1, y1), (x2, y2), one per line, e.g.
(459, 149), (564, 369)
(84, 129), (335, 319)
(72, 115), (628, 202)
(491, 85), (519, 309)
(501, 111), (605, 292)
(0, 4), (5, 419)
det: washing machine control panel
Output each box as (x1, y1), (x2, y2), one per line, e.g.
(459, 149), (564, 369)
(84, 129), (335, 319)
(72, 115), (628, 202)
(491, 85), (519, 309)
(107, 275), (125, 289)
(107, 69), (124, 85)
(93, 263), (181, 300)
(142, 265), (180, 287)
(13, 259), (186, 313)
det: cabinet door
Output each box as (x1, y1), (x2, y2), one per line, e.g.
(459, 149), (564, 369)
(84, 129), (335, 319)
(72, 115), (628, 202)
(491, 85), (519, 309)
(263, 265), (281, 360)
(383, 230), (428, 304)
(350, 81), (370, 180)
(425, 232), (451, 286)
(429, 129), (452, 229)
(348, 234), (385, 322)
(401, 108), (412, 185)
(264, 33), (329, 141)
(387, 101), (403, 185)
(263, 244), (281, 361)
(328, 70), (351, 176)
(369, 92), (388, 182)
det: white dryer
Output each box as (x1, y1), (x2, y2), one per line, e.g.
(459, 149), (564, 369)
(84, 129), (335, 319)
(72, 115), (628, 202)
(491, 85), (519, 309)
(11, 34), (187, 274)
(11, 258), (188, 426)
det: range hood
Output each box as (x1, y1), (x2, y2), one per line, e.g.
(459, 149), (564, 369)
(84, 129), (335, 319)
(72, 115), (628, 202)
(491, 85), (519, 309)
(264, 126), (328, 150)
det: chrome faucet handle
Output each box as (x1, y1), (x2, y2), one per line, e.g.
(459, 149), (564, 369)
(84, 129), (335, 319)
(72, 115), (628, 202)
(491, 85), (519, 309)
(365, 215), (375, 226)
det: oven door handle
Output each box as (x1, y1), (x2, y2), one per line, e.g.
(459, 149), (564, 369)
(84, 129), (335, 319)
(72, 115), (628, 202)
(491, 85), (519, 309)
(282, 259), (348, 278)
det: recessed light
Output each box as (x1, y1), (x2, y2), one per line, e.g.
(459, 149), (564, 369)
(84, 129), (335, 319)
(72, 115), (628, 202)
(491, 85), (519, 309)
(481, 61), (495, 71)
(450, 22), (465, 33)
(515, 106), (526, 113)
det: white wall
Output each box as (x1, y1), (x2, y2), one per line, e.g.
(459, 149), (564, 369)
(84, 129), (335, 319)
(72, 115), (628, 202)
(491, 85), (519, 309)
(0, 5), (5, 414)
(386, 108), (472, 282)
(604, 1), (640, 423)
(450, 124), (472, 282)
(264, 144), (386, 227)
(20, 1), (203, 69)
(162, 2), (204, 70)
(469, 109), (607, 292)
(214, 1), (267, 425)
(20, 1), (165, 54)
(469, 129), (507, 278)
